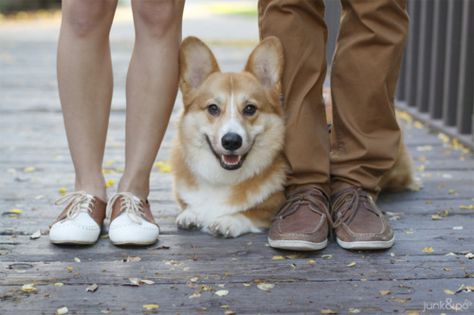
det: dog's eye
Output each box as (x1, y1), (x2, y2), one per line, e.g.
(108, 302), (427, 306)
(243, 104), (257, 116)
(207, 104), (220, 116)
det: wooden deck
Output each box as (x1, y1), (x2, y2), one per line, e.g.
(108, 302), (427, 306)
(1, 12), (474, 315)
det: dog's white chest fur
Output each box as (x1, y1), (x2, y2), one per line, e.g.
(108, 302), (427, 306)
(176, 170), (284, 237)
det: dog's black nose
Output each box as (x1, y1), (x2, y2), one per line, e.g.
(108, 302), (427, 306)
(221, 133), (242, 151)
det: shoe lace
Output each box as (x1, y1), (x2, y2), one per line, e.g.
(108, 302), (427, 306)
(276, 186), (333, 225)
(54, 191), (95, 220)
(106, 192), (145, 225)
(331, 187), (378, 228)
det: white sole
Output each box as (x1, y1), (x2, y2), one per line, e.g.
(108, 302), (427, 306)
(336, 236), (395, 250)
(267, 238), (328, 251)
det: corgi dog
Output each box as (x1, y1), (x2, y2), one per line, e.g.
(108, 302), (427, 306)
(171, 36), (287, 238)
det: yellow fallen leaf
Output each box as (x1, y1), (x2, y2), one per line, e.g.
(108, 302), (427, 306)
(23, 166), (36, 173)
(154, 161), (172, 173)
(321, 254), (333, 259)
(272, 255), (285, 260)
(431, 214), (442, 220)
(379, 290), (391, 296)
(54, 282), (64, 287)
(459, 204), (474, 210)
(308, 259), (316, 265)
(413, 121), (424, 129)
(105, 179), (115, 188)
(143, 304), (159, 311)
(438, 133), (450, 143)
(7, 208), (23, 215)
(422, 247), (434, 253)
(346, 261), (357, 267)
(320, 309), (337, 314)
(73, 257), (81, 263)
(21, 283), (37, 293)
(348, 308), (361, 314)
(406, 311), (420, 315)
(444, 289), (455, 295)
(66, 266), (73, 273)
(56, 306), (69, 315)
(58, 187), (68, 196)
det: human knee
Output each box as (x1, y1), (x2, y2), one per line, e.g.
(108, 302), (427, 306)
(134, 0), (183, 38)
(64, 0), (116, 37)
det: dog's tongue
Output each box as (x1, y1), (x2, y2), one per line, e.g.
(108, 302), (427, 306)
(222, 154), (241, 165)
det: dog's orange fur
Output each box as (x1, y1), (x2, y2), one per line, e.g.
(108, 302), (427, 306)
(171, 36), (287, 237)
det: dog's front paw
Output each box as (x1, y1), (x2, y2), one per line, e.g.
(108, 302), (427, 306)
(208, 214), (261, 238)
(176, 210), (201, 230)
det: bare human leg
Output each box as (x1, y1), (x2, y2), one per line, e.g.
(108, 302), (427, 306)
(57, 0), (118, 201)
(118, 0), (185, 200)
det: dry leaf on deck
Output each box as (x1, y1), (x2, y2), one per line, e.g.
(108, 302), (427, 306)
(21, 283), (37, 293)
(143, 304), (159, 310)
(257, 283), (275, 291)
(123, 256), (142, 263)
(30, 230), (41, 239)
(56, 306), (69, 315)
(422, 247), (434, 253)
(272, 255), (285, 260)
(215, 290), (229, 297)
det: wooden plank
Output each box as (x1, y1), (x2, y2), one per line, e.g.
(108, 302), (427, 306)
(2, 9), (474, 314)
(2, 278), (473, 315)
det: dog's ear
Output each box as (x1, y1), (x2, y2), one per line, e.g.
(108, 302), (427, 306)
(180, 36), (220, 94)
(245, 36), (284, 92)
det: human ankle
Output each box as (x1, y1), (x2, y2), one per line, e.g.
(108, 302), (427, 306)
(117, 175), (150, 200)
(74, 177), (107, 201)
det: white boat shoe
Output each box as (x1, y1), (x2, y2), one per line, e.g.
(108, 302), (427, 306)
(106, 192), (159, 246)
(49, 191), (106, 245)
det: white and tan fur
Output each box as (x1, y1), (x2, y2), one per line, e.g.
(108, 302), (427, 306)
(171, 36), (286, 238)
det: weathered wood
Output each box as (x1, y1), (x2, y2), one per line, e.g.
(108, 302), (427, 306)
(1, 9), (474, 315)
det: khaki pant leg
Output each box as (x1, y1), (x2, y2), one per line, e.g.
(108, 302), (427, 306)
(330, 0), (409, 196)
(259, 0), (330, 194)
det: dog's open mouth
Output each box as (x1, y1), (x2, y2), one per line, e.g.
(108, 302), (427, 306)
(220, 154), (243, 170)
(205, 135), (247, 171)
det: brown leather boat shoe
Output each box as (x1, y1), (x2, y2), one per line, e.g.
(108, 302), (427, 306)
(268, 185), (331, 251)
(331, 186), (395, 250)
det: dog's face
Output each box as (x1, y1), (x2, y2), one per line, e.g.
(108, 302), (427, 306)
(178, 36), (284, 182)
